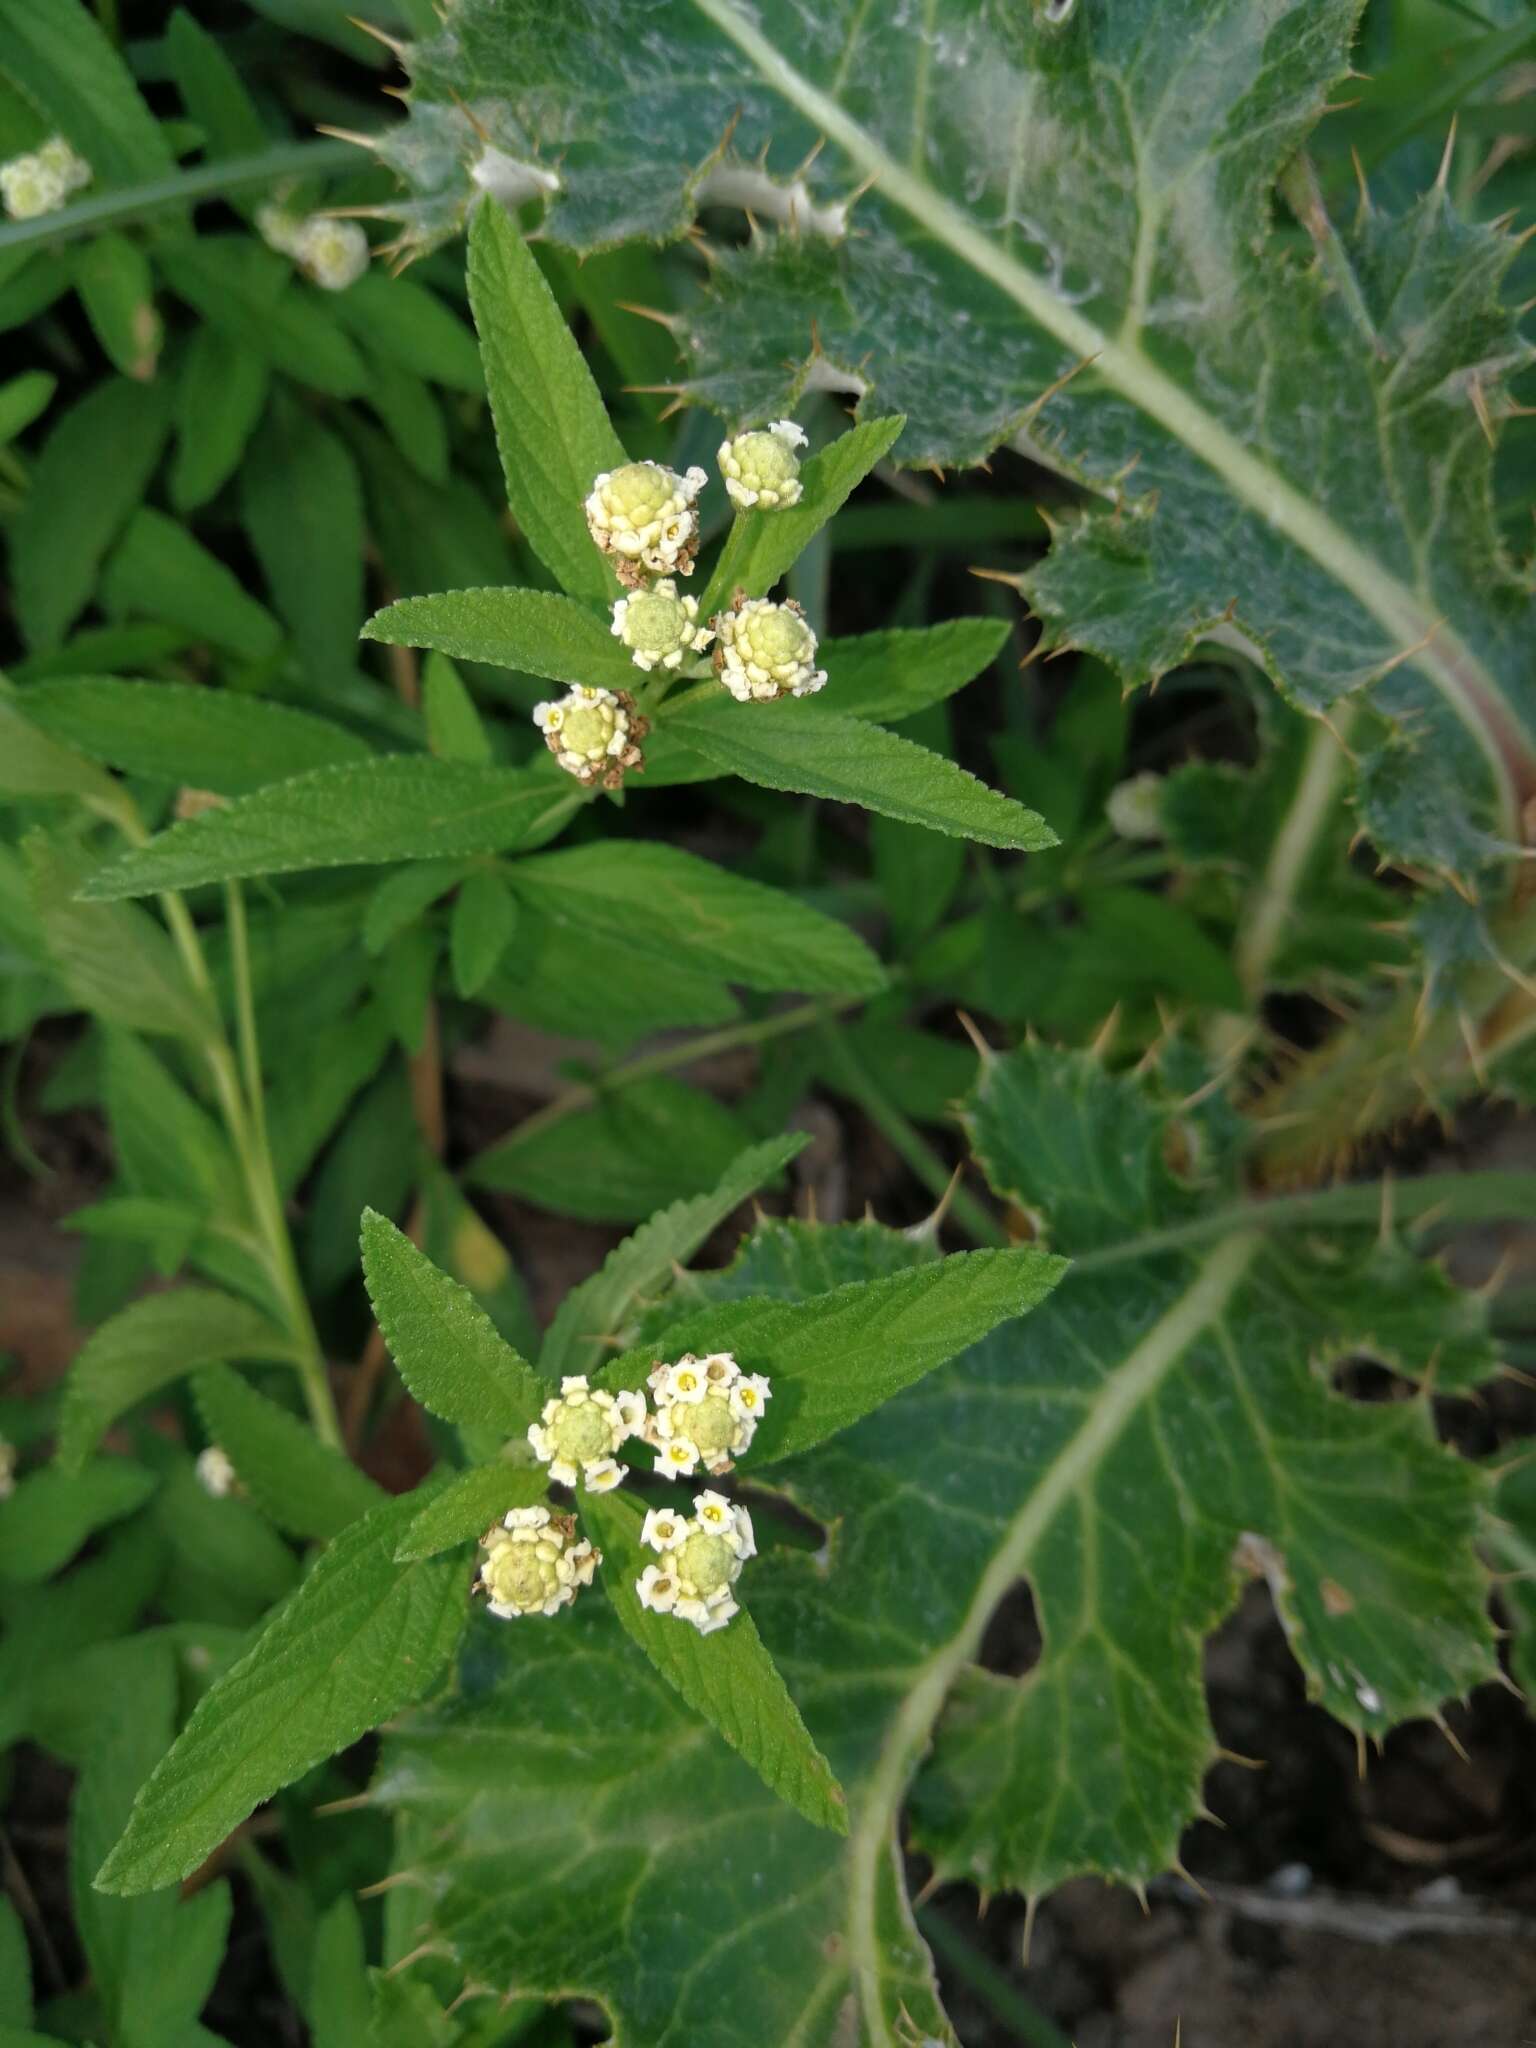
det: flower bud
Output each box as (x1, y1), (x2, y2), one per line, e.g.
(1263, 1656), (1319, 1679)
(478, 1505), (597, 1619)
(718, 419), (807, 510)
(713, 596), (826, 703)
(196, 1445), (237, 1498)
(1105, 772), (1165, 841)
(642, 1351), (770, 1477)
(256, 201), (304, 258)
(37, 136), (91, 193)
(610, 579), (713, 672)
(293, 216), (369, 292)
(532, 684), (649, 788)
(527, 1374), (647, 1491)
(636, 1489), (755, 1634)
(584, 461), (707, 585)
(0, 154), (67, 222)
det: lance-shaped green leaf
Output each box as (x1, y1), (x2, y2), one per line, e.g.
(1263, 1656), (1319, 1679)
(387, 0), (1536, 873)
(362, 587), (636, 689)
(467, 200), (624, 601)
(194, 1366), (383, 1543)
(701, 416), (904, 611)
(58, 1287), (294, 1474)
(96, 1483), (466, 1896)
(20, 677), (371, 794)
(394, 1463), (549, 1562)
(78, 758), (580, 899)
(541, 1132), (808, 1380)
(599, 1244), (1067, 1461)
(664, 699), (1055, 850)
(580, 1487), (846, 1834)
(361, 1209), (545, 1438)
(509, 841), (885, 995)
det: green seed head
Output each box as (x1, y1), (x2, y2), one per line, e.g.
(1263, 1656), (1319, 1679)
(484, 1537), (560, 1613)
(685, 1394), (739, 1456)
(550, 1400), (614, 1463)
(560, 699), (618, 759)
(677, 1530), (737, 1598)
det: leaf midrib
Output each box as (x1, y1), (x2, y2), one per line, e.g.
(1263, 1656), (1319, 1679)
(690, 0), (1526, 832)
(840, 1230), (1260, 2047)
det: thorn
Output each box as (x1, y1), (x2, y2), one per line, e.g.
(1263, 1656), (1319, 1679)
(314, 1792), (375, 1816)
(1355, 1728), (1369, 1779)
(1456, 1006), (1490, 1087)
(314, 124), (377, 150)
(386, 1940), (452, 1977)
(1131, 1878), (1150, 1915)
(1022, 350), (1101, 427)
(1468, 373), (1496, 448)
(1215, 1746), (1265, 1770)
(1170, 1860), (1211, 1903)
(1370, 618), (1446, 688)
(908, 1163), (964, 1243)
(1020, 1893), (1039, 1964)
(355, 1870), (424, 1899)
(347, 14), (407, 55)
(1432, 1711), (1470, 1764)
(955, 1010), (994, 1061)
(911, 1866), (942, 1908)
(967, 563), (1028, 590)
(1089, 1005), (1121, 1060)
(615, 299), (683, 333)
(1434, 114), (1459, 194)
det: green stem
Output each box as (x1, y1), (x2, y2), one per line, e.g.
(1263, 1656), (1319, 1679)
(218, 881), (341, 1449)
(815, 1019), (1007, 1248)
(0, 137), (364, 257)
(1073, 1169), (1536, 1274)
(111, 805), (342, 1446)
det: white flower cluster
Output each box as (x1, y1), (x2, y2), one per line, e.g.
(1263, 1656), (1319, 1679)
(196, 1445), (237, 1498)
(0, 136), (91, 221)
(584, 460), (708, 586)
(636, 1488), (755, 1635)
(714, 596), (827, 703)
(527, 1374), (647, 1492)
(1105, 771), (1165, 841)
(478, 1505), (597, 1619)
(610, 580), (713, 672)
(643, 1351), (770, 1479)
(718, 419), (807, 510)
(531, 683), (648, 788)
(257, 204), (369, 291)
